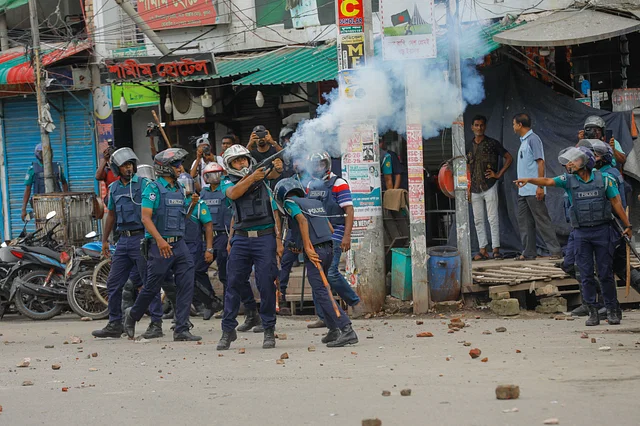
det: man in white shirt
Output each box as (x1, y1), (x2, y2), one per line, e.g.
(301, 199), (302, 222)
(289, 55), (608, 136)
(190, 134), (217, 190)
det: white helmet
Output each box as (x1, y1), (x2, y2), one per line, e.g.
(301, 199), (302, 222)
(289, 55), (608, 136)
(223, 144), (256, 178)
(307, 151), (331, 179)
(279, 126), (295, 143)
(203, 162), (224, 185)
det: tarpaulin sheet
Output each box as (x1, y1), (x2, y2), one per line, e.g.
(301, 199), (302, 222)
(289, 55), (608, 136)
(447, 62), (634, 256)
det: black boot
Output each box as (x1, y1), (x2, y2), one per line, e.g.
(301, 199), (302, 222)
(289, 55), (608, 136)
(327, 324), (358, 347)
(216, 329), (237, 350)
(123, 308), (137, 338)
(237, 309), (261, 332)
(607, 308), (621, 325)
(174, 330), (202, 341)
(598, 307), (607, 320)
(253, 325), (265, 333)
(263, 327), (276, 349)
(141, 321), (163, 339)
(202, 298), (223, 321)
(321, 328), (341, 344)
(585, 305), (600, 326)
(91, 321), (124, 338)
(570, 304), (589, 317)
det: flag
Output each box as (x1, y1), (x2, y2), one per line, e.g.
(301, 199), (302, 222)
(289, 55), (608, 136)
(391, 9), (411, 26)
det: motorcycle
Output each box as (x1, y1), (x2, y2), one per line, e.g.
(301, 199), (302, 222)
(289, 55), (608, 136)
(65, 232), (114, 320)
(6, 212), (71, 320)
(0, 211), (66, 319)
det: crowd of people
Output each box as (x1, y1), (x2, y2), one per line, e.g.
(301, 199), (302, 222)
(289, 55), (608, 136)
(83, 125), (360, 349)
(469, 112), (635, 325)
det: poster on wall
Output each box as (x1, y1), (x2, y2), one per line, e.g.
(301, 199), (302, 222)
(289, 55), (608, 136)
(380, 0), (437, 61)
(93, 85), (114, 199)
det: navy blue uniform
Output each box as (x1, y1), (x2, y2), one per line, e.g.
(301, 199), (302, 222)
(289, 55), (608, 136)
(105, 175), (163, 324)
(129, 177), (195, 334)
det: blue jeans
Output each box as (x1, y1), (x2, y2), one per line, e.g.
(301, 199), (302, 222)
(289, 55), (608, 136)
(316, 241), (360, 321)
(222, 234), (277, 332)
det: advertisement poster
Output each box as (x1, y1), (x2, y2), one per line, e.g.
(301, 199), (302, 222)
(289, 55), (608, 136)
(338, 33), (366, 70)
(406, 124), (425, 222)
(93, 85), (114, 199)
(380, 0), (437, 61)
(137, 0), (218, 31)
(343, 122), (382, 217)
(337, 0), (364, 34)
(112, 83), (160, 109)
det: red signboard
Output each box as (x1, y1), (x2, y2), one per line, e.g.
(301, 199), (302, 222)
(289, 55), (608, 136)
(137, 0), (218, 31)
(337, 0), (364, 33)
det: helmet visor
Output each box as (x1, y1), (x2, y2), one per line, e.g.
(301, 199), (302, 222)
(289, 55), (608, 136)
(558, 147), (586, 168)
(177, 175), (195, 195)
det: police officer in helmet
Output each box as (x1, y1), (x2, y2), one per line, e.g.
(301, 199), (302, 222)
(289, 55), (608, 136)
(177, 172), (223, 320)
(579, 116), (626, 166)
(124, 148), (201, 342)
(21, 144), (68, 220)
(92, 148), (165, 339)
(201, 162), (258, 321)
(515, 146), (632, 326)
(274, 177), (358, 347)
(216, 144), (284, 351)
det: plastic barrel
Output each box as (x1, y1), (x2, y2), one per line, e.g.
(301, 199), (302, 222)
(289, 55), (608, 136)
(427, 246), (461, 302)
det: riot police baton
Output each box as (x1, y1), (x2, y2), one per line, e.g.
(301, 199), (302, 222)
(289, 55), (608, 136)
(613, 217), (640, 262)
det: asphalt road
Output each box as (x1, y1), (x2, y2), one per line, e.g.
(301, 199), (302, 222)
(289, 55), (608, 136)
(1, 311), (639, 425)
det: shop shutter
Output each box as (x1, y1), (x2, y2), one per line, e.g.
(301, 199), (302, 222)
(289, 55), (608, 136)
(2, 92), (97, 238)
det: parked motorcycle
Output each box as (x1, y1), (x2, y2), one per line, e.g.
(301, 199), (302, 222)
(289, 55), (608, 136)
(6, 212), (71, 320)
(0, 211), (67, 319)
(65, 232), (114, 320)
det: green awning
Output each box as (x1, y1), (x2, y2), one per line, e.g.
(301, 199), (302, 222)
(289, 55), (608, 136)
(222, 44), (338, 86)
(0, 0), (27, 13)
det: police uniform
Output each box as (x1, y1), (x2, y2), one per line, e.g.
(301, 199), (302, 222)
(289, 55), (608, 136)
(554, 170), (621, 313)
(128, 176), (195, 335)
(103, 175), (163, 327)
(306, 175), (360, 320)
(184, 194), (219, 311)
(283, 196), (351, 333)
(219, 176), (278, 334)
(25, 160), (66, 194)
(278, 172), (311, 295)
(200, 185), (257, 310)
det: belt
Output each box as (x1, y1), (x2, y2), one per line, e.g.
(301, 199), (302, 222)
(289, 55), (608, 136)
(213, 230), (228, 236)
(234, 228), (274, 238)
(314, 241), (333, 249)
(120, 229), (145, 237)
(150, 236), (182, 244)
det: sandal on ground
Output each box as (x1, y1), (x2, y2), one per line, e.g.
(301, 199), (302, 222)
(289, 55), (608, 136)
(473, 252), (490, 261)
(492, 252), (504, 260)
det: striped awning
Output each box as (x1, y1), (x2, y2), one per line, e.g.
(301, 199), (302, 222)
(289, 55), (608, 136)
(0, 40), (92, 85)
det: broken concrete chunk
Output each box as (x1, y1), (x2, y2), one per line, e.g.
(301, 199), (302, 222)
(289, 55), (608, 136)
(381, 390), (391, 396)
(416, 332), (434, 337)
(535, 284), (559, 297)
(400, 389), (412, 396)
(535, 297), (567, 314)
(490, 291), (511, 300)
(469, 348), (482, 359)
(495, 327), (507, 333)
(362, 419), (382, 426)
(51, 364), (61, 370)
(16, 358), (31, 368)
(490, 299), (520, 316)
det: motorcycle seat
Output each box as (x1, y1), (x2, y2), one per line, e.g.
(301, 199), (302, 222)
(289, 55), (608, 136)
(23, 246), (62, 263)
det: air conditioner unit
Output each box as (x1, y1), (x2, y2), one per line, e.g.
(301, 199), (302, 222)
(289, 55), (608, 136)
(282, 83), (308, 104)
(214, 0), (232, 25)
(171, 86), (205, 121)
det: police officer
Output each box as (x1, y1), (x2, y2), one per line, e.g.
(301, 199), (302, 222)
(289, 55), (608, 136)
(201, 162), (258, 323)
(579, 116), (626, 167)
(306, 152), (360, 329)
(216, 144), (283, 351)
(177, 173), (223, 320)
(515, 146), (632, 326)
(124, 148), (201, 342)
(274, 177), (358, 347)
(21, 144), (68, 220)
(92, 148), (164, 339)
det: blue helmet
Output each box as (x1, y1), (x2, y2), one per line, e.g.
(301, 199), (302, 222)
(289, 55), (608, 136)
(34, 144), (43, 161)
(577, 146), (596, 170)
(274, 177), (305, 206)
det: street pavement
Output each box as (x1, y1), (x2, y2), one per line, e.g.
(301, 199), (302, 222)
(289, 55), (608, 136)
(1, 311), (639, 425)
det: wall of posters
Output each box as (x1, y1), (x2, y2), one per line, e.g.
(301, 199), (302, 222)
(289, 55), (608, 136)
(380, 0), (437, 61)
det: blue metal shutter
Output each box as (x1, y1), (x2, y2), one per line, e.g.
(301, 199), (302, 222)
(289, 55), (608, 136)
(59, 92), (97, 194)
(2, 96), (64, 238)
(2, 92), (98, 238)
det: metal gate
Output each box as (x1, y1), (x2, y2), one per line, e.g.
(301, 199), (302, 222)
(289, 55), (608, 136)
(1, 92), (97, 238)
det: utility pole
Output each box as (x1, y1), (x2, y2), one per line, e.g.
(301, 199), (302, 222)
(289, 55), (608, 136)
(448, 0), (473, 286)
(336, 0), (386, 313)
(28, 0), (55, 193)
(114, 0), (171, 55)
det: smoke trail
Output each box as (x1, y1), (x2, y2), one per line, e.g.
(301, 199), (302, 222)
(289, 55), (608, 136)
(285, 58), (485, 162)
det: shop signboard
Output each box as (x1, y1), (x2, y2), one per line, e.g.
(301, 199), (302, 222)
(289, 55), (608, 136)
(105, 53), (216, 82)
(137, 0), (218, 31)
(380, 0), (437, 60)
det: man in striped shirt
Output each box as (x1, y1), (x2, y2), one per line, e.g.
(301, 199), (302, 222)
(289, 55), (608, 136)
(306, 152), (361, 329)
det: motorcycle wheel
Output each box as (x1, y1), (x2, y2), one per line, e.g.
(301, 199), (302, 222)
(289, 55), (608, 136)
(68, 271), (109, 320)
(92, 258), (111, 306)
(14, 270), (64, 320)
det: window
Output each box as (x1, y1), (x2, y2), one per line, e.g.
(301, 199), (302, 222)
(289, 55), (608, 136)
(117, 0), (144, 48)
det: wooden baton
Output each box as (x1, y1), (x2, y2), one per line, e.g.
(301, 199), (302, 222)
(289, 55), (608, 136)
(313, 260), (341, 318)
(151, 110), (172, 148)
(626, 206), (631, 298)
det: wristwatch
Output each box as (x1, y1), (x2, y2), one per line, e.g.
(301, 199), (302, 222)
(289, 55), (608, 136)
(206, 248), (214, 253)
